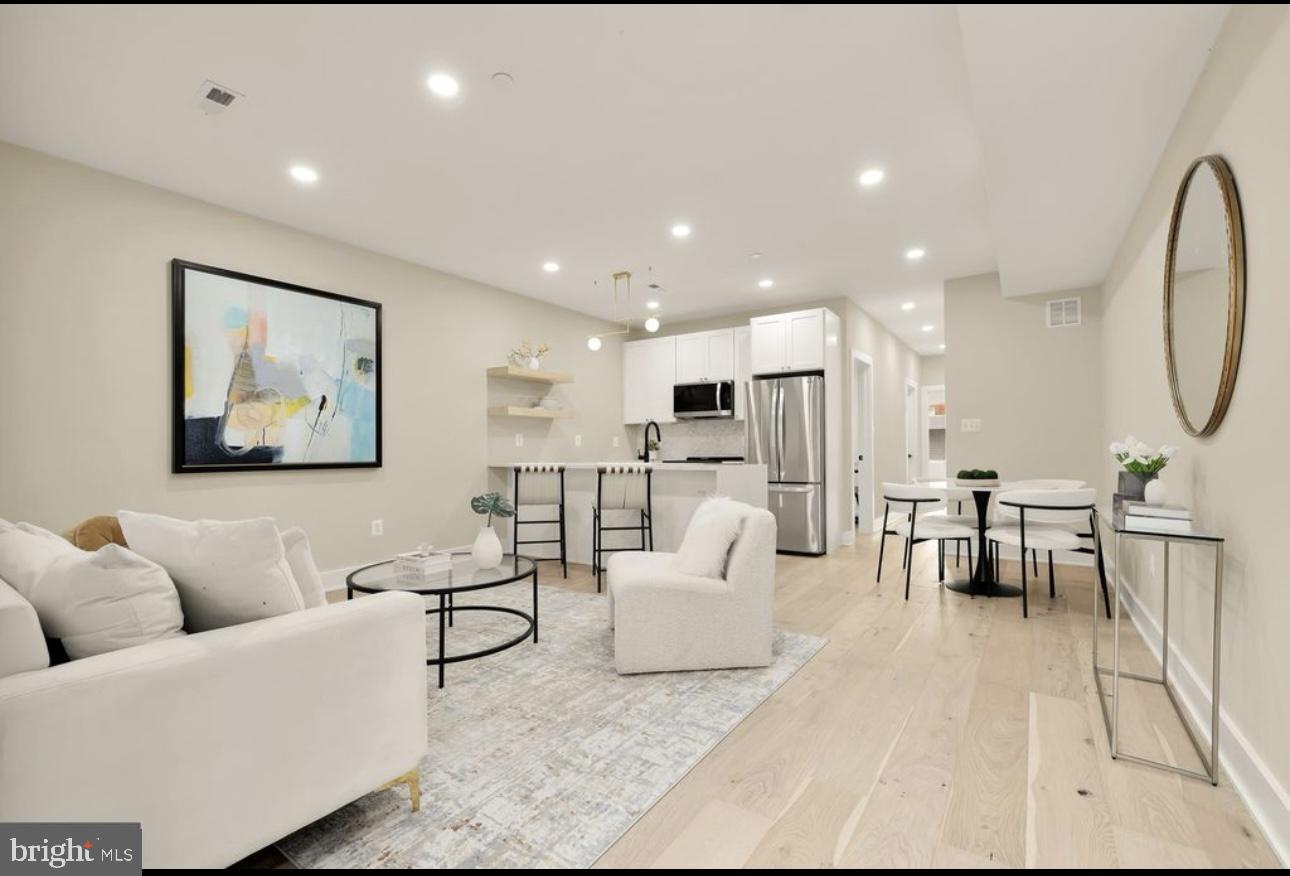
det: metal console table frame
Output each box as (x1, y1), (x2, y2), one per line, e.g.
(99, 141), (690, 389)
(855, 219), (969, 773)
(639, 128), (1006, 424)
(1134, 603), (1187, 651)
(1092, 507), (1223, 784)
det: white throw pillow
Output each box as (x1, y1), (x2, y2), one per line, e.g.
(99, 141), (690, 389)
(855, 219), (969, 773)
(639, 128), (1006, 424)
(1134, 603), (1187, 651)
(671, 498), (747, 579)
(118, 510), (305, 632)
(280, 527), (327, 609)
(0, 520), (185, 660)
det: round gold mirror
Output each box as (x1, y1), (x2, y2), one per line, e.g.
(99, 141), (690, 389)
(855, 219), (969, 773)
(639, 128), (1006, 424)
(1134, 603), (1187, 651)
(1163, 155), (1246, 437)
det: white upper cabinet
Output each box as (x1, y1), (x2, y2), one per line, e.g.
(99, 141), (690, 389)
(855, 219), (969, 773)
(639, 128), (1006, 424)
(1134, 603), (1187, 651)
(705, 329), (735, 381)
(733, 325), (751, 421)
(674, 328), (735, 383)
(750, 315), (788, 375)
(750, 308), (827, 374)
(622, 336), (676, 424)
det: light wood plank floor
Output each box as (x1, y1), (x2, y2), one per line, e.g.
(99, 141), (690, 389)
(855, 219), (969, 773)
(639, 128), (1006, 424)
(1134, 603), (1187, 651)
(244, 533), (1278, 869)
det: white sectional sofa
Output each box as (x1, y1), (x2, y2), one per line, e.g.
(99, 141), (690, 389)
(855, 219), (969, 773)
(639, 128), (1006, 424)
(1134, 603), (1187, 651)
(0, 578), (428, 868)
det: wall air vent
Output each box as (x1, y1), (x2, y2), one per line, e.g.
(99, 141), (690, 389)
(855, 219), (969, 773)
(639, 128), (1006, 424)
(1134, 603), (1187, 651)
(1046, 296), (1082, 328)
(192, 80), (242, 115)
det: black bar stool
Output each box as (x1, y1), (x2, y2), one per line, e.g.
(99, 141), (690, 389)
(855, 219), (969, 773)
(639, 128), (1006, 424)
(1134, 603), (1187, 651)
(511, 464), (567, 578)
(592, 463), (653, 593)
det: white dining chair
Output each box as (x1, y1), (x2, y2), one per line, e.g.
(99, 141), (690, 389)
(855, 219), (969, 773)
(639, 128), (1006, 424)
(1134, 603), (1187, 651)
(928, 486), (978, 570)
(878, 483), (976, 600)
(986, 488), (1096, 617)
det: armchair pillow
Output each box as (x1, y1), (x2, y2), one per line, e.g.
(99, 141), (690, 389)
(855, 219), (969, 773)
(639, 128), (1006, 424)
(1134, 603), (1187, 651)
(118, 511), (305, 632)
(280, 526), (327, 609)
(670, 497), (747, 579)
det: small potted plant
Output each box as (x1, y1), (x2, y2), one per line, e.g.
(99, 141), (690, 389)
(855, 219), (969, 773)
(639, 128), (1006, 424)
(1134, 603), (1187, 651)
(1109, 436), (1176, 504)
(509, 341), (550, 371)
(469, 492), (515, 569)
(955, 468), (999, 487)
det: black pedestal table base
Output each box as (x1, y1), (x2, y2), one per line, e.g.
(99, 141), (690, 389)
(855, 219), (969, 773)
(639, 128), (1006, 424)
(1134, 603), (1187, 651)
(944, 486), (1021, 598)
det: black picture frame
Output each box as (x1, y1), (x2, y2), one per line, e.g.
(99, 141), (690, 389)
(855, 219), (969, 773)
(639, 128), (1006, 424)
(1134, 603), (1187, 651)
(171, 258), (383, 473)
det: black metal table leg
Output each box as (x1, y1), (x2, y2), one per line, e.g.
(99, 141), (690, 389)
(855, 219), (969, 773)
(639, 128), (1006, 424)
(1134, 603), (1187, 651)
(437, 593), (446, 689)
(946, 488), (1021, 598)
(532, 568), (539, 643)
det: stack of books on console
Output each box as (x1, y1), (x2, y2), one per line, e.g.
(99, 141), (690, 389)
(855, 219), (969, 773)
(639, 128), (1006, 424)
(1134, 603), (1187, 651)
(1121, 502), (1193, 534)
(395, 546), (454, 581)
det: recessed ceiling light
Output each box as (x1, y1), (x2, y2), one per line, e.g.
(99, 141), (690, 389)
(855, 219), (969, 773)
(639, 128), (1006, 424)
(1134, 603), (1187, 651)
(905, 247), (926, 261)
(858, 167), (885, 187)
(670, 223), (692, 239)
(758, 278), (774, 289)
(646, 300), (660, 310)
(921, 324), (935, 333)
(289, 165), (318, 184)
(901, 301), (915, 311)
(542, 261), (560, 273)
(644, 317), (661, 333)
(426, 72), (460, 98)
(750, 252), (763, 259)
(587, 336), (603, 352)
(939, 343), (946, 351)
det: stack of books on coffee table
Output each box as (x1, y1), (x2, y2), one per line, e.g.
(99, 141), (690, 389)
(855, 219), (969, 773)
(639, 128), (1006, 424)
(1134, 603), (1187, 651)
(395, 547), (454, 580)
(1120, 502), (1193, 534)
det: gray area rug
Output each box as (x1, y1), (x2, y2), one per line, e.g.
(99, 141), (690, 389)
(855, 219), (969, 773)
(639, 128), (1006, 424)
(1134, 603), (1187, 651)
(277, 582), (825, 868)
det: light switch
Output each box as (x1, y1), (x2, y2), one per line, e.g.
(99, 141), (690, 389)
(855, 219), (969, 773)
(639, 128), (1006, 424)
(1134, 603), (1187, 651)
(574, 434), (582, 447)
(960, 418), (982, 433)
(515, 433), (524, 448)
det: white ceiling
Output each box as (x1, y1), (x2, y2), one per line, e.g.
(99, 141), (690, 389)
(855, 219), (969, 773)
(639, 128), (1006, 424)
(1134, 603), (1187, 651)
(0, 5), (1228, 354)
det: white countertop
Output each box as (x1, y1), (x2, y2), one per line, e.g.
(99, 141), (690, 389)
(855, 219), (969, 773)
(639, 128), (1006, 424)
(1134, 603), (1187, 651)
(488, 461), (761, 473)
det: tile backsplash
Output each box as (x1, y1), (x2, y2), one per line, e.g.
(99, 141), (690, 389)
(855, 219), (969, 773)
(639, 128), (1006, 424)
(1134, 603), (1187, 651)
(630, 418), (748, 460)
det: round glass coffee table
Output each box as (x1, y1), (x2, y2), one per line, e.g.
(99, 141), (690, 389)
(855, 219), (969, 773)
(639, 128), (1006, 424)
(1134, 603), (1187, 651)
(346, 553), (538, 688)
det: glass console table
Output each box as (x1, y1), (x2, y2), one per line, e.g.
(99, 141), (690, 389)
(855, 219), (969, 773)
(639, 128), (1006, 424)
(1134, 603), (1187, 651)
(1092, 507), (1223, 784)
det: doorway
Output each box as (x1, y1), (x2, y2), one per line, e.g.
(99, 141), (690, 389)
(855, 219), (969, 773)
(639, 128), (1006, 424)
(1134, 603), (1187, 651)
(850, 351), (876, 535)
(904, 379), (919, 482)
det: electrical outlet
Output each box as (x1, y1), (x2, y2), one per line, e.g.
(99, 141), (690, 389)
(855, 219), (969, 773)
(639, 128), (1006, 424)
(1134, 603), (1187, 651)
(515, 433), (524, 448)
(370, 519), (384, 536)
(960, 418), (982, 433)
(574, 434), (582, 447)
(612, 436), (619, 448)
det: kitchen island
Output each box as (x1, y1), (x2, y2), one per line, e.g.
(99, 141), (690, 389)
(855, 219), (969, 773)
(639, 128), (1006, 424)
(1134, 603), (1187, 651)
(486, 462), (768, 567)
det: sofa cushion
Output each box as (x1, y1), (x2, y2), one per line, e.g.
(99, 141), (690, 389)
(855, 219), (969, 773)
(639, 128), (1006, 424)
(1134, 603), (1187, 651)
(671, 497), (748, 579)
(118, 510), (305, 632)
(280, 527), (327, 609)
(0, 521), (185, 660)
(0, 577), (49, 678)
(61, 515), (128, 551)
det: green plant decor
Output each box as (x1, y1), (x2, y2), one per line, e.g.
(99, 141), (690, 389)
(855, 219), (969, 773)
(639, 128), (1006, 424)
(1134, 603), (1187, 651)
(470, 492), (515, 527)
(1109, 435), (1177, 475)
(956, 468), (999, 480)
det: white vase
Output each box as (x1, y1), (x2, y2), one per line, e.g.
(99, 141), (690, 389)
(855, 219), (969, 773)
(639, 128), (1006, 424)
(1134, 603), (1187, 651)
(1144, 478), (1168, 506)
(471, 525), (503, 569)
(527, 356), (541, 371)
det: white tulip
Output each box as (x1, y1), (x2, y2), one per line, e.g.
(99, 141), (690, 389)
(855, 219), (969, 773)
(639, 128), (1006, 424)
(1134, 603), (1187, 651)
(1160, 445), (1177, 460)
(1109, 441), (1127, 455)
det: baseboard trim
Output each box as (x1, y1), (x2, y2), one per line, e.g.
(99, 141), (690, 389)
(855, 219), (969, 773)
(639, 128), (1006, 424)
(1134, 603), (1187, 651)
(1112, 563), (1290, 866)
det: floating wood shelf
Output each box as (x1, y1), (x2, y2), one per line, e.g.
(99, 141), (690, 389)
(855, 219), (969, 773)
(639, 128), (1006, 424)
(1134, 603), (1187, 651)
(486, 365), (574, 385)
(488, 405), (574, 419)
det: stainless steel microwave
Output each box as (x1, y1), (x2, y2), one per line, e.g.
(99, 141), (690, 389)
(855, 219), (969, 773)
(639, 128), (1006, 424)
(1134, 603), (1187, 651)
(673, 381), (735, 419)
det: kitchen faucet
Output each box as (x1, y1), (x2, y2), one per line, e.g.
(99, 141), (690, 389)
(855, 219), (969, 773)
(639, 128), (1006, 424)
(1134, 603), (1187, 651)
(641, 420), (661, 462)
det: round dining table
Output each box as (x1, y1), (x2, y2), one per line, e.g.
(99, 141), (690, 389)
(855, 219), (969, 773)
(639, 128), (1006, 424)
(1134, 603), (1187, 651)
(924, 480), (1021, 598)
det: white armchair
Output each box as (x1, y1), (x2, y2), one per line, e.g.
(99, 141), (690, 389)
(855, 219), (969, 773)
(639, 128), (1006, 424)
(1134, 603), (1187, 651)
(607, 502), (776, 674)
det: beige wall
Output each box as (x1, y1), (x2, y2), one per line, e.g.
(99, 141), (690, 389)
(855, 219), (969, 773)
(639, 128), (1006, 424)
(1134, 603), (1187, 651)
(919, 354), (945, 387)
(0, 142), (631, 569)
(1099, 5), (1290, 853)
(943, 273), (1103, 486)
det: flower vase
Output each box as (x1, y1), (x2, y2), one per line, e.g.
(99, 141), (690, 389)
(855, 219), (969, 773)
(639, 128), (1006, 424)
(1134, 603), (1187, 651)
(527, 356), (541, 371)
(471, 525), (503, 569)
(1144, 478), (1168, 506)
(1116, 470), (1156, 502)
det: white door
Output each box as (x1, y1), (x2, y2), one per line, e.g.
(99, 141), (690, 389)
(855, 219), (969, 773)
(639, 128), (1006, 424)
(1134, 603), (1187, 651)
(705, 329), (735, 380)
(674, 333), (707, 383)
(750, 315), (787, 375)
(733, 326), (751, 421)
(786, 310), (825, 371)
(647, 336), (678, 423)
(622, 340), (648, 424)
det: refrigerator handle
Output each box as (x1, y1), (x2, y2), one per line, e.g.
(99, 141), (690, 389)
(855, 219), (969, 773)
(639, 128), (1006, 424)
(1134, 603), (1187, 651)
(774, 381), (785, 481)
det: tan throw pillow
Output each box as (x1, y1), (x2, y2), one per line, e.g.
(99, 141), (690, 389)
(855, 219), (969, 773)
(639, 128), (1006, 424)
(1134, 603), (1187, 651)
(62, 515), (127, 551)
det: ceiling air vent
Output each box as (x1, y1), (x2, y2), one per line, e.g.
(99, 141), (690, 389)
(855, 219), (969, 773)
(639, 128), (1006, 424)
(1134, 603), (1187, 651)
(192, 80), (242, 115)
(1046, 296), (1081, 328)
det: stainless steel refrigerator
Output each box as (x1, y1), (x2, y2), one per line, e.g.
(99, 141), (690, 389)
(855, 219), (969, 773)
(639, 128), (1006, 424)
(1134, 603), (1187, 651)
(747, 372), (826, 555)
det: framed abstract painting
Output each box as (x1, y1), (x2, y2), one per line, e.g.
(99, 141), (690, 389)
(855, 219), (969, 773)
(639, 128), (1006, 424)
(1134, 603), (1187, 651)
(171, 259), (382, 472)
